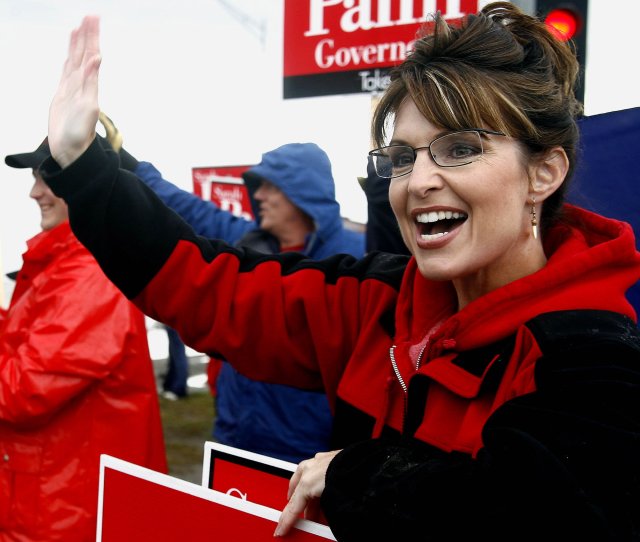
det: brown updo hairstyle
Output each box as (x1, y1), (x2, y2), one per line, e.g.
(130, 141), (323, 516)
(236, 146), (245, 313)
(372, 1), (583, 232)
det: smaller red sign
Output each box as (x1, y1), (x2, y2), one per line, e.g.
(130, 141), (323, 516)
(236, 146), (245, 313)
(192, 165), (255, 221)
(203, 442), (329, 527)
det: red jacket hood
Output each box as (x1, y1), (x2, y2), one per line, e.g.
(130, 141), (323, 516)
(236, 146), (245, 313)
(394, 205), (640, 356)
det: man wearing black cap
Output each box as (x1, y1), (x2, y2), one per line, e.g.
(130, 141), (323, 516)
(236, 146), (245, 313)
(0, 141), (168, 541)
(5, 138), (69, 231)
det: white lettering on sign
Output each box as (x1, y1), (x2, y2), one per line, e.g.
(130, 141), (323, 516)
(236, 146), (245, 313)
(226, 487), (248, 500)
(314, 38), (412, 68)
(359, 69), (391, 91)
(219, 199), (253, 221)
(213, 185), (245, 203)
(212, 186), (253, 220)
(305, 0), (465, 37)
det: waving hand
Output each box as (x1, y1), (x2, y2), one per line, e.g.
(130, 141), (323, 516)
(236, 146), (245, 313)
(48, 15), (101, 169)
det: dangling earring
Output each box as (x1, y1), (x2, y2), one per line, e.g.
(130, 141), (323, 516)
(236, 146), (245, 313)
(530, 196), (538, 240)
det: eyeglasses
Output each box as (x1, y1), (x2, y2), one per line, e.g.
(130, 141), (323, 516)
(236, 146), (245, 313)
(369, 129), (506, 179)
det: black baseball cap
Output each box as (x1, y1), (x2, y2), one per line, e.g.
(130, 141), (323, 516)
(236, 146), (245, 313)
(5, 135), (116, 171)
(5, 137), (51, 170)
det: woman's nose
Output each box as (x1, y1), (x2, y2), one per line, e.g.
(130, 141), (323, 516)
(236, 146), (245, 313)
(406, 148), (444, 196)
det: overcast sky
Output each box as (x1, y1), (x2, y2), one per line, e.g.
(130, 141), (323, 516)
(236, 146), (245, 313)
(1, 0), (638, 305)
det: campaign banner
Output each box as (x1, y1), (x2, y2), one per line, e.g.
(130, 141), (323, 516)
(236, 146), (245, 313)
(283, 0), (481, 98)
(97, 454), (335, 541)
(192, 165), (255, 220)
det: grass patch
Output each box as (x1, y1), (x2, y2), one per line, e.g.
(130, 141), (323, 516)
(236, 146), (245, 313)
(159, 391), (214, 483)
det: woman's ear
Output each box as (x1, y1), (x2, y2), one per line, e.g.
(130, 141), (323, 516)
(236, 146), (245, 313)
(528, 146), (569, 201)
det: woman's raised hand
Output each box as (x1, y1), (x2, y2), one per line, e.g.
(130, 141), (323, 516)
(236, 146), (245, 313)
(48, 15), (101, 169)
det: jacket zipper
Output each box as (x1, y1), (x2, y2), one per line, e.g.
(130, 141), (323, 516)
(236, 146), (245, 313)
(389, 343), (427, 420)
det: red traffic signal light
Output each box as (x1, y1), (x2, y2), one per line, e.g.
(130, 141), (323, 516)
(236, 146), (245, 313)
(544, 7), (582, 41)
(536, 0), (588, 103)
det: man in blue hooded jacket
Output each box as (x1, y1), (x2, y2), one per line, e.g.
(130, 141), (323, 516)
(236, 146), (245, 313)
(100, 114), (365, 463)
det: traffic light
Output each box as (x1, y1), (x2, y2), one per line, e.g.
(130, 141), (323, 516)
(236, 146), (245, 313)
(535, 0), (588, 104)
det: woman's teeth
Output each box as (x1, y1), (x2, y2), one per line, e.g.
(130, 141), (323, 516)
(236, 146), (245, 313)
(416, 210), (467, 239)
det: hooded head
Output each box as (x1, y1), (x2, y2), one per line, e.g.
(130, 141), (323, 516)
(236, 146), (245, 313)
(242, 143), (342, 241)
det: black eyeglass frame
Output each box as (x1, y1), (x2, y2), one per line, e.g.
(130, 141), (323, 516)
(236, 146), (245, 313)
(368, 128), (507, 179)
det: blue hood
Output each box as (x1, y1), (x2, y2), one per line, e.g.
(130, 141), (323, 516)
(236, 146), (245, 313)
(243, 143), (343, 244)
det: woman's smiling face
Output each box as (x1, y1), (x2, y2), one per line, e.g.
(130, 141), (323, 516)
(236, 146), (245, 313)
(388, 98), (545, 306)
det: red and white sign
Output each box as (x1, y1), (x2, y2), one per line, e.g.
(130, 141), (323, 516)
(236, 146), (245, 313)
(202, 442), (331, 527)
(203, 441), (297, 511)
(192, 165), (255, 221)
(283, 0), (480, 98)
(97, 454), (335, 541)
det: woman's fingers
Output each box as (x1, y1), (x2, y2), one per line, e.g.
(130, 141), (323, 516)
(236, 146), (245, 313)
(274, 450), (340, 537)
(49, 15), (101, 168)
(286, 460), (304, 500)
(274, 483), (309, 537)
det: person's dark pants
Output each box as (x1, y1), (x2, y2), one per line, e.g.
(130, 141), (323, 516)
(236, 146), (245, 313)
(163, 326), (189, 397)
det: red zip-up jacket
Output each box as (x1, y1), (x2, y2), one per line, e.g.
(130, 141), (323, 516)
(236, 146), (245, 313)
(44, 139), (640, 541)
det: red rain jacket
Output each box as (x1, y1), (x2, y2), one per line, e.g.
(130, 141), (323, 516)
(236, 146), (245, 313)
(0, 221), (167, 542)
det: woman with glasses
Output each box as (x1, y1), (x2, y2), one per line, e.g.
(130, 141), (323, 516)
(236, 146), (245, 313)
(42, 2), (639, 541)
